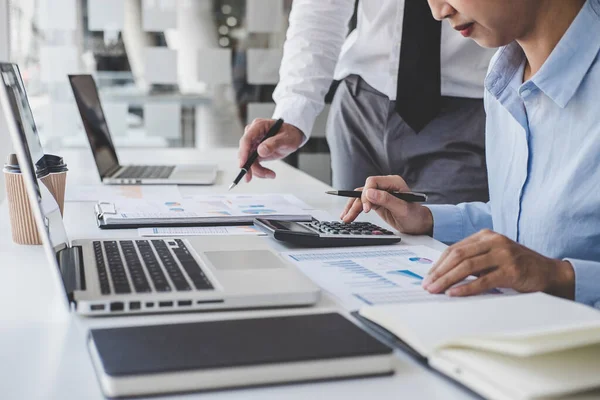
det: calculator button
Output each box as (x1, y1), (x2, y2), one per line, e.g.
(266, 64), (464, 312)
(372, 230), (384, 235)
(350, 230), (361, 234)
(361, 231), (372, 235)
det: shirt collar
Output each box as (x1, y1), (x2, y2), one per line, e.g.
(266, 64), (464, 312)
(486, 0), (600, 108)
(485, 43), (525, 100)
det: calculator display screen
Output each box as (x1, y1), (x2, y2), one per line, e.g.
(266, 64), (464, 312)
(275, 221), (316, 234)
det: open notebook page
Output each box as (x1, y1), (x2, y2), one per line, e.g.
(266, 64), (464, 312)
(359, 292), (600, 358)
(431, 344), (600, 400)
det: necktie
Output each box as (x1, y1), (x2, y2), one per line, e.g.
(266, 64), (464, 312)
(395, 0), (442, 133)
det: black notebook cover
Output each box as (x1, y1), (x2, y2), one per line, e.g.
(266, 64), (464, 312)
(90, 313), (393, 377)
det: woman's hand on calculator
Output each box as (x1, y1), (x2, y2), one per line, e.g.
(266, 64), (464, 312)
(339, 175), (434, 235)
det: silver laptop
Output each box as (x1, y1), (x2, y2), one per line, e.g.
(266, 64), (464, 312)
(68, 74), (218, 185)
(0, 63), (320, 316)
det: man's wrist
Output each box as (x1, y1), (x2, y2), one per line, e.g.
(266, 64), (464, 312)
(547, 259), (575, 300)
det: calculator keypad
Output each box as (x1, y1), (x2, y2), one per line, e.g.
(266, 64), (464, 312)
(309, 221), (395, 236)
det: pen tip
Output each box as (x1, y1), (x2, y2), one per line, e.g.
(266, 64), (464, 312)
(228, 183), (236, 191)
(325, 190), (336, 195)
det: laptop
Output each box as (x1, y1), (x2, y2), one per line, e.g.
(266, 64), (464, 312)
(68, 74), (218, 185)
(0, 63), (320, 316)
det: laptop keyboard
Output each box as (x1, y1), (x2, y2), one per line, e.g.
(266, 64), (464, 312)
(93, 239), (213, 295)
(152, 240), (191, 291)
(117, 165), (175, 179)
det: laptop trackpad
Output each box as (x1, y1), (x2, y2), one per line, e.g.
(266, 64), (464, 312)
(170, 165), (217, 179)
(205, 250), (284, 271)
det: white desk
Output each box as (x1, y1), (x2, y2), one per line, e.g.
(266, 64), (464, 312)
(0, 148), (477, 400)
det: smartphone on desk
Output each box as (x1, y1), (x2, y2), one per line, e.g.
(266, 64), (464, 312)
(254, 218), (401, 247)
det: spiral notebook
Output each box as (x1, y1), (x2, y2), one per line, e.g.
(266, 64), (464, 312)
(95, 193), (314, 229)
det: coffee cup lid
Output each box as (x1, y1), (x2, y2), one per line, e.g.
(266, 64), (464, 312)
(44, 154), (68, 173)
(4, 153), (52, 177)
(3, 154), (20, 173)
(4, 155), (19, 172)
(6, 153), (18, 166)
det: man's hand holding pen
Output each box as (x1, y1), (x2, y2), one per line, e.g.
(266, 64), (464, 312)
(237, 118), (305, 183)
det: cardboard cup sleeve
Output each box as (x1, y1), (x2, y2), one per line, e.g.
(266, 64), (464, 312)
(4, 171), (42, 245)
(41, 172), (67, 215)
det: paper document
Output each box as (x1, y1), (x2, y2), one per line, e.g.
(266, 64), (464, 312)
(111, 194), (311, 220)
(66, 184), (181, 202)
(185, 193), (314, 211)
(138, 226), (266, 237)
(283, 246), (505, 311)
(98, 194), (314, 226)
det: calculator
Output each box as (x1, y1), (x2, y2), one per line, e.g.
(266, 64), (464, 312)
(254, 218), (401, 247)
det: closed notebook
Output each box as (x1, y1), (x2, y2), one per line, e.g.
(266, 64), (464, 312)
(88, 312), (395, 398)
(358, 293), (600, 400)
(95, 193), (313, 229)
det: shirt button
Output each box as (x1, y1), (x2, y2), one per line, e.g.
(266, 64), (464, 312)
(520, 89), (532, 97)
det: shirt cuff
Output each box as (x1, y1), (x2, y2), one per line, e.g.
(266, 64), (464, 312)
(565, 258), (600, 309)
(425, 204), (465, 245)
(272, 97), (323, 147)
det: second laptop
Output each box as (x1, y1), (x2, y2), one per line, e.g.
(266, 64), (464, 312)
(68, 74), (218, 185)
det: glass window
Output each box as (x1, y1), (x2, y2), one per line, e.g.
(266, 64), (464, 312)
(7, 0), (334, 184)
(6, 0), (291, 151)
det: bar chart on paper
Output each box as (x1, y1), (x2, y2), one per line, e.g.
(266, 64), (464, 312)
(284, 246), (453, 310)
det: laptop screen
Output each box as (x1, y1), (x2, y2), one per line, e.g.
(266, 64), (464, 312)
(0, 63), (69, 252)
(68, 75), (120, 178)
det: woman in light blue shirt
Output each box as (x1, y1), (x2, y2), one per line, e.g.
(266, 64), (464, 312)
(340, 0), (600, 308)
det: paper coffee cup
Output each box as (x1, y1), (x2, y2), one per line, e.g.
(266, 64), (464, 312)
(3, 153), (68, 244)
(4, 169), (42, 245)
(40, 172), (67, 215)
(39, 154), (68, 216)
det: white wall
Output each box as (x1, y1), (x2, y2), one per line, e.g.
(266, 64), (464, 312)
(0, 0), (12, 202)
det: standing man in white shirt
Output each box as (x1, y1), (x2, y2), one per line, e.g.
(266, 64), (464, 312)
(237, 0), (496, 204)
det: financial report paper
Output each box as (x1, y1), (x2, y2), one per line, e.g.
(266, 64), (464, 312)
(138, 226), (266, 237)
(282, 245), (504, 311)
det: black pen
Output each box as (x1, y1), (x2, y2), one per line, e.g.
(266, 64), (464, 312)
(326, 190), (428, 203)
(229, 118), (285, 190)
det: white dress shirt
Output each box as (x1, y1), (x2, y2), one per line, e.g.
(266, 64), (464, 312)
(272, 0), (497, 140)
